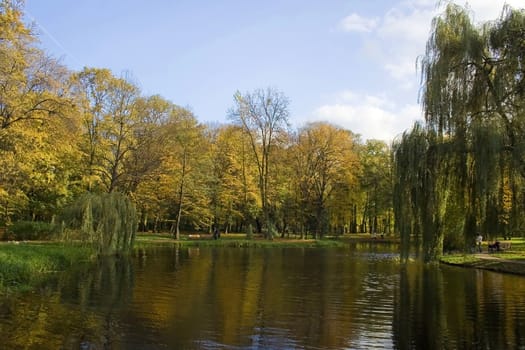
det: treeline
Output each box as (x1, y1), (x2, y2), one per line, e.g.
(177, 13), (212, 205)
(0, 1), (392, 239)
(394, 4), (525, 261)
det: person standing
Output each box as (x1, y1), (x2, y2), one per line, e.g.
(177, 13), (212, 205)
(476, 233), (483, 252)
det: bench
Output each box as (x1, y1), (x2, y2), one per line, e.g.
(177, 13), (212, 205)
(488, 241), (511, 253)
(500, 242), (511, 251)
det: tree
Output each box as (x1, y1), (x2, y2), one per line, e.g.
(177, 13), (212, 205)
(228, 87), (290, 238)
(0, 0), (77, 223)
(128, 95), (173, 232)
(395, 4), (525, 261)
(124, 95), (171, 194)
(61, 192), (137, 255)
(358, 140), (393, 235)
(208, 124), (259, 233)
(71, 68), (140, 193)
(161, 107), (210, 239)
(0, 0), (71, 132)
(291, 122), (359, 238)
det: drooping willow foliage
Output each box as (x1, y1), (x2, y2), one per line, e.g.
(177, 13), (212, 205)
(61, 192), (137, 255)
(394, 4), (525, 262)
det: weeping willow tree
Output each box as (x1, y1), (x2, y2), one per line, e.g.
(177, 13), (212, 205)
(61, 192), (137, 255)
(393, 123), (426, 261)
(395, 4), (525, 261)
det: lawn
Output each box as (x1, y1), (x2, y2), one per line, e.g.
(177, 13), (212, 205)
(0, 242), (94, 294)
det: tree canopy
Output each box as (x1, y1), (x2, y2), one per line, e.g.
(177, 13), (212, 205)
(10, 0), (525, 255)
(394, 4), (525, 261)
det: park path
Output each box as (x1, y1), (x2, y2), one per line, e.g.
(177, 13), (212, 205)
(473, 253), (525, 265)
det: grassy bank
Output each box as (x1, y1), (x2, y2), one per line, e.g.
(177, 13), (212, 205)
(0, 232), (390, 294)
(0, 243), (95, 294)
(136, 233), (345, 248)
(134, 232), (395, 248)
(440, 237), (525, 275)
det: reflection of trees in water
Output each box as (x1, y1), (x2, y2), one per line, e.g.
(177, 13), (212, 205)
(394, 264), (525, 349)
(3, 248), (525, 349)
(142, 248), (398, 349)
(0, 256), (134, 349)
(65, 256), (134, 349)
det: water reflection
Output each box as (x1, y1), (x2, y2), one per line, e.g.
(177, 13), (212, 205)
(394, 263), (525, 349)
(0, 246), (524, 349)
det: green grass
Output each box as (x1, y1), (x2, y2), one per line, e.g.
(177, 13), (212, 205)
(441, 237), (525, 275)
(135, 232), (346, 248)
(0, 243), (94, 294)
(440, 254), (482, 265)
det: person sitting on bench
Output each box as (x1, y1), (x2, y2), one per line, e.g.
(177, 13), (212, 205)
(488, 241), (500, 252)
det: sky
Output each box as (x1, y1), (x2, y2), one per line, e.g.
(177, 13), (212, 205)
(24, 0), (524, 142)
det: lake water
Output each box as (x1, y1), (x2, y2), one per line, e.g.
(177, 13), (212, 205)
(1, 243), (525, 349)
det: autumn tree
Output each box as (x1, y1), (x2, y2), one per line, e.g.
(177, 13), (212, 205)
(0, 0), (77, 223)
(71, 68), (141, 193)
(160, 107), (211, 239)
(358, 140), (393, 235)
(208, 124), (259, 233)
(291, 122), (359, 238)
(228, 87), (290, 238)
(128, 95), (173, 231)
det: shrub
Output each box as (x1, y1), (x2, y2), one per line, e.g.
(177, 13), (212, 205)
(60, 192), (137, 255)
(246, 224), (253, 239)
(7, 221), (58, 241)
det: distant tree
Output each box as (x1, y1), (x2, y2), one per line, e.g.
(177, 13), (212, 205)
(228, 87), (290, 239)
(291, 122), (359, 238)
(358, 140), (393, 235)
(208, 125), (259, 233)
(71, 68), (141, 193)
(128, 95), (173, 232)
(161, 107), (210, 239)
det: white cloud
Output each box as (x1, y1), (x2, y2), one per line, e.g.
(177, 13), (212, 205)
(310, 91), (423, 142)
(326, 0), (523, 142)
(339, 13), (378, 33)
(459, 0), (524, 23)
(338, 4), (435, 85)
(379, 7), (435, 43)
(339, 0), (523, 85)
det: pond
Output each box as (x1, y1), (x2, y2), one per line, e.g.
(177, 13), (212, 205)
(0, 243), (524, 349)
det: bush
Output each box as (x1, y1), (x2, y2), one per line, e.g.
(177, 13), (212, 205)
(246, 224), (253, 239)
(60, 192), (137, 255)
(7, 221), (58, 241)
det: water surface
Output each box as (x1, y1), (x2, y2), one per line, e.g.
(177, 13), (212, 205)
(1, 243), (524, 349)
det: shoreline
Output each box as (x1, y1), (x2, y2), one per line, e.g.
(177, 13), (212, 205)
(439, 253), (525, 276)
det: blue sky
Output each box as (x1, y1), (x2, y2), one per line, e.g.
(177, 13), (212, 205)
(24, 0), (523, 142)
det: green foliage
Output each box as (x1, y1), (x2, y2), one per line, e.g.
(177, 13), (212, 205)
(60, 192), (137, 255)
(0, 243), (93, 294)
(0, 1), (395, 246)
(7, 221), (58, 241)
(228, 87), (290, 239)
(395, 4), (525, 262)
(246, 223), (253, 239)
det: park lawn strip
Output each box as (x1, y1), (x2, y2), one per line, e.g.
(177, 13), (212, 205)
(440, 237), (525, 275)
(135, 232), (399, 247)
(0, 243), (95, 294)
(135, 233), (345, 248)
(440, 254), (525, 275)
